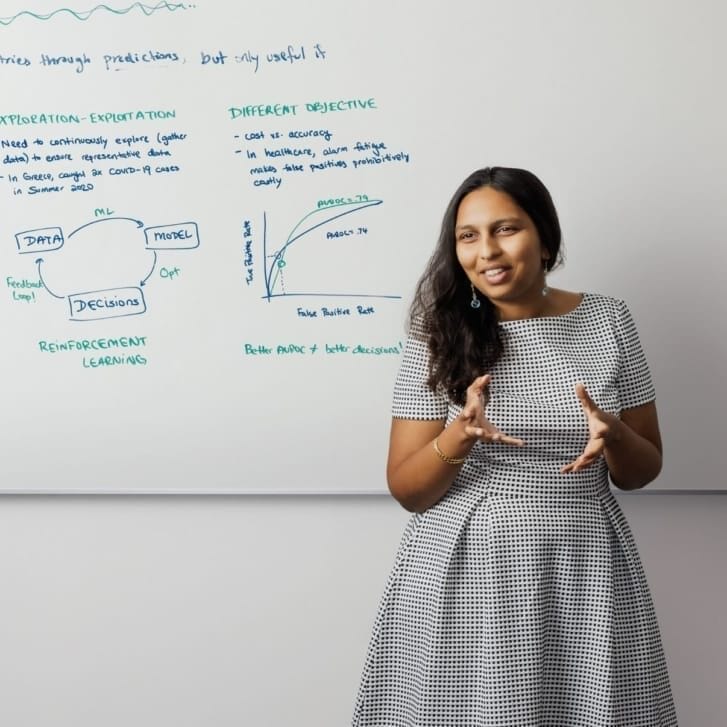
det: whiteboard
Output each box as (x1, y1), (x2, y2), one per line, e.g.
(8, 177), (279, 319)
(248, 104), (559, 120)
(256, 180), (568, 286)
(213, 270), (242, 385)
(0, 0), (724, 493)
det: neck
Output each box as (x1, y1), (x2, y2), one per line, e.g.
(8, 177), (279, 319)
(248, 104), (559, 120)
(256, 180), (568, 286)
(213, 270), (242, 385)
(495, 285), (552, 322)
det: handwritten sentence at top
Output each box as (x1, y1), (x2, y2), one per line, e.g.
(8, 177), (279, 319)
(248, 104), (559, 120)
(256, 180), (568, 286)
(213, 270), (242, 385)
(0, 44), (327, 74)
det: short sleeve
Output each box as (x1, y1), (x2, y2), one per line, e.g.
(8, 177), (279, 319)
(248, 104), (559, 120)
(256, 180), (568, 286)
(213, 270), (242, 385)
(391, 318), (448, 420)
(614, 298), (655, 409)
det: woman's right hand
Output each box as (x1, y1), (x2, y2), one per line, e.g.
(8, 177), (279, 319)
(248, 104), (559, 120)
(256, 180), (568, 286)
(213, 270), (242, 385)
(387, 374), (524, 512)
(459, 374), (525, 446)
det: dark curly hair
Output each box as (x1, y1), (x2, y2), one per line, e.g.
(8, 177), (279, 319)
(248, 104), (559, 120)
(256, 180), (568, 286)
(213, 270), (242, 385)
(410, 167), (563, 405)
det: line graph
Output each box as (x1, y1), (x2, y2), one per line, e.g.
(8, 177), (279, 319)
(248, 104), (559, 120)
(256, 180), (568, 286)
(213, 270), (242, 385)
(262, 199), (401, 301)
(0, 2), (192, 25)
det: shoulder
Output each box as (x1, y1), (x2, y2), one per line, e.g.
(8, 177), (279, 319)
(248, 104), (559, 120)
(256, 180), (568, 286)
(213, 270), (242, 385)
(545, 289), (626, 318)
(580, 291), (622, 308)
(405, 314), (430, 345)
(579, 292), (633, 320)
(579, 294), (649, 362)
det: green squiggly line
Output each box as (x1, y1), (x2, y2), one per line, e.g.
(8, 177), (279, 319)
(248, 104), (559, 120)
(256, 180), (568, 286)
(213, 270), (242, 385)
(0, 2), (191, 25)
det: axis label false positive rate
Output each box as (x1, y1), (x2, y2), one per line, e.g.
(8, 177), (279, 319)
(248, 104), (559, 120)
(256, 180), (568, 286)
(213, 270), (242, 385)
(296, 305), (375, 318)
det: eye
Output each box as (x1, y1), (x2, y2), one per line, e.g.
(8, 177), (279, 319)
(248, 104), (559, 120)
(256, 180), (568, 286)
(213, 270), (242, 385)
(457, 230), (476, 242)
(496, 225), (518, 235)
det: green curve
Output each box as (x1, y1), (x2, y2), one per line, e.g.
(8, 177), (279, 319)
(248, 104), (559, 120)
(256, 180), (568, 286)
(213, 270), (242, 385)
(269, 199), (377, 295)
(0, 2), (190, 25)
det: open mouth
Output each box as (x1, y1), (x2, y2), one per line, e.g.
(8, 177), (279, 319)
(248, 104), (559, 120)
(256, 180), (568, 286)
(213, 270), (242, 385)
(482, 267), (510, 284)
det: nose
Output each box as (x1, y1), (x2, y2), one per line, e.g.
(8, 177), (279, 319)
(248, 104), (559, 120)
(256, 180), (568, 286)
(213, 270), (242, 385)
(477, 232), (502, 259)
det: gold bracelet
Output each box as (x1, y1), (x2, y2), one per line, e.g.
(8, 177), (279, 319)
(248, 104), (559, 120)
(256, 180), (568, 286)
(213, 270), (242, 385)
(433, 437), (466, 465)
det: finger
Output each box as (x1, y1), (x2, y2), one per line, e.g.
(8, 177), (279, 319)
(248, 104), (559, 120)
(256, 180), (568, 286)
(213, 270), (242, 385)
(561, 447), (602, 473)
(463, 425), (525, 447)
(479, 375), (492, 406)
(482, 429), (525, 447)
(572, 454), (597, 471)
(575, 382), (596, 412)
(495, 434), (526, 447)
(463, 376), (492, 416)
(467, 374), (491, 397)
(561, 456), (590, 473)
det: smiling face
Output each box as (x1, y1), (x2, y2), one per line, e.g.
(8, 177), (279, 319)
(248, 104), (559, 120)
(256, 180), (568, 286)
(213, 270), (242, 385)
(455, 185), (550, 315)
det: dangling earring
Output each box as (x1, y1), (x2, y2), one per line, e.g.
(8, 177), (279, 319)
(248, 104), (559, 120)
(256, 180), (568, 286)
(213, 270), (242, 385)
(541, 259), (549, 297)
(470, 282), (481, 309)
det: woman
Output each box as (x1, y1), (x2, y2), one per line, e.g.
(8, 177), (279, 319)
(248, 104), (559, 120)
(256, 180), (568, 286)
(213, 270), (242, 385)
(352, 167), (677, 726)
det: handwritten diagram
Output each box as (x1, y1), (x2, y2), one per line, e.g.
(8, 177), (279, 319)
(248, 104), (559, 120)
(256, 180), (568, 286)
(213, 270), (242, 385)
(14, 214), (199, 320)
(0, 2), (192, 26)
(262, 197), (401, 302)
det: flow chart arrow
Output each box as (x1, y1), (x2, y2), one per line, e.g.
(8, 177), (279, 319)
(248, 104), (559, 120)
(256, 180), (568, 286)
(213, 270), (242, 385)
(35, 258), (64, 299)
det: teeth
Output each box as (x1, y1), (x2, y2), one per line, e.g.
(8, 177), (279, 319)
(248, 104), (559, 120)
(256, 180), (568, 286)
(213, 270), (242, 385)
(485, 268), (505, 277)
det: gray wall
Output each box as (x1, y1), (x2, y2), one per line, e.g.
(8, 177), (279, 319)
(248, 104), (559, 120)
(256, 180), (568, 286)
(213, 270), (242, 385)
(0, 494), (724, 726)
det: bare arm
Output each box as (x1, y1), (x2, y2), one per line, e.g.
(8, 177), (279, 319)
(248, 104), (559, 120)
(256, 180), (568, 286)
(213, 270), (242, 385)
(387, 374), (524, 512)
(387, 417), (472, 513)
(605, 402), (662, 490)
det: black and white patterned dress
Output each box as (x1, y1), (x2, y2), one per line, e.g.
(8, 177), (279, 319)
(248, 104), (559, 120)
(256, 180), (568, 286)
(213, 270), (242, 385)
(352, 293), (677, 727)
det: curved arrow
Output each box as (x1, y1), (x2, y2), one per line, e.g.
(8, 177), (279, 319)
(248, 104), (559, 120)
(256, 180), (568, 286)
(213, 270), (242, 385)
(35, 258), (64, 299)
(140, 251), (158, 286)
(67, 216), (144, 239)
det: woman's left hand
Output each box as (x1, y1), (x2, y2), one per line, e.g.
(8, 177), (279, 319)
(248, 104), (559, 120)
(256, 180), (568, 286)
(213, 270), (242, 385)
(560, 383), (621, 474)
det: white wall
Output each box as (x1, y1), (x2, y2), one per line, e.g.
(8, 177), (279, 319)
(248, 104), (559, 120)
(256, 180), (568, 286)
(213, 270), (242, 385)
(0, 494), (724, 727)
